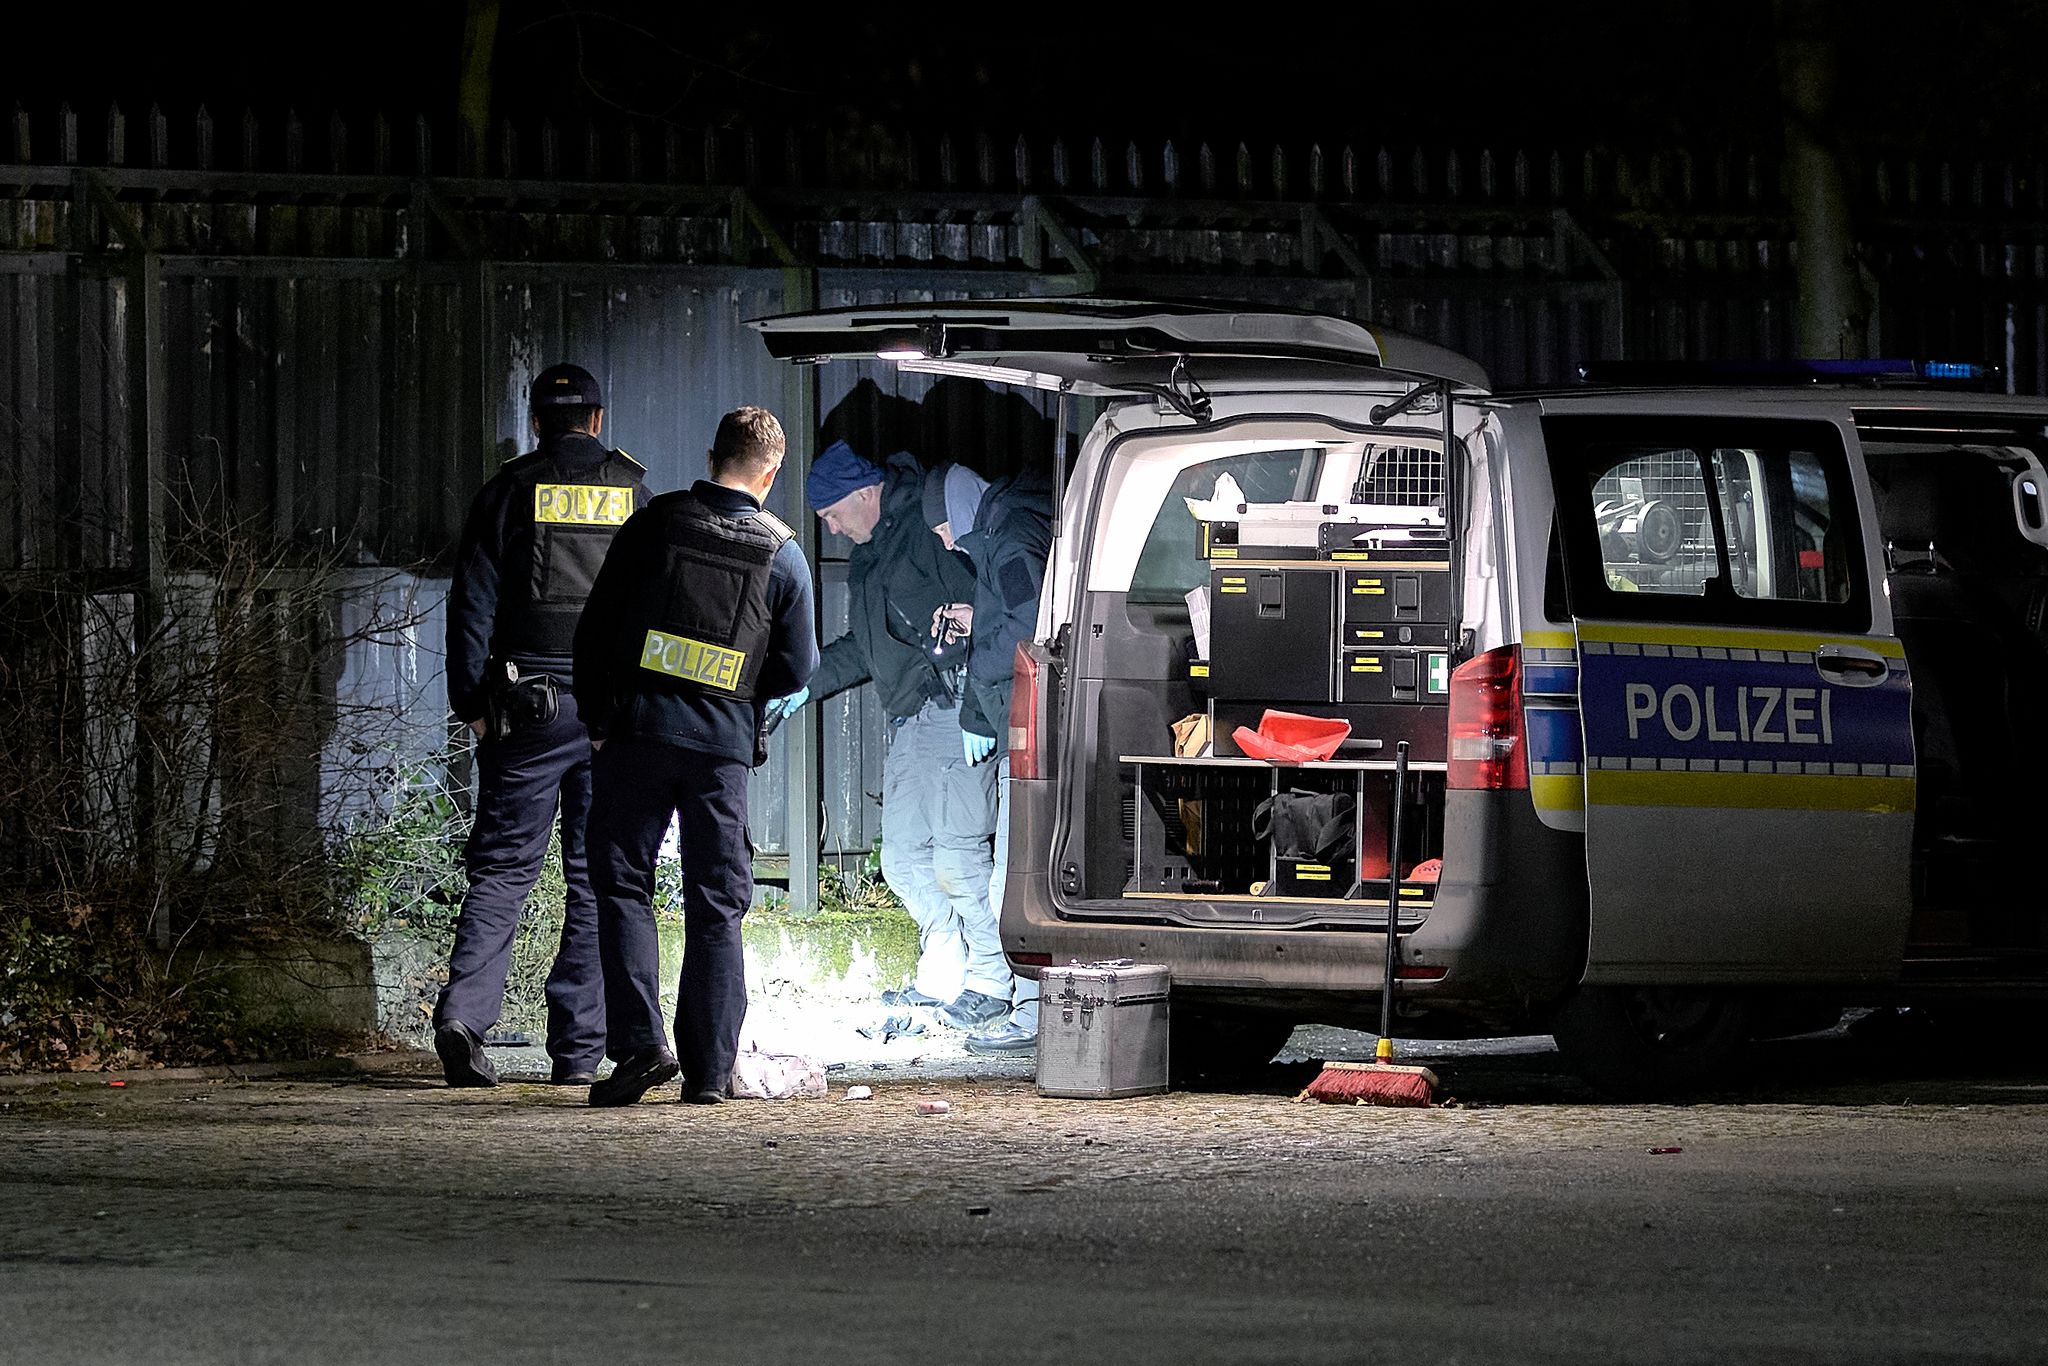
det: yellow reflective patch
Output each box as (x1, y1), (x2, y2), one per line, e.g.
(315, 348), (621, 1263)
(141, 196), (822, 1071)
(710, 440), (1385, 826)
(1575, 622), (1905, 659)
(638, 629), (746, 692)
(534, 483), (634, 526)
(1529, 773), (1586, 813)
(1585, 770), (1915, 813)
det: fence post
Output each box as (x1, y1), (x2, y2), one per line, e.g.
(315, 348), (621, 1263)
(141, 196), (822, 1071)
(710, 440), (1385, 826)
(129, 244), (166, 945)
(81, 169), (170, 945)
(780, 265), (821, 919)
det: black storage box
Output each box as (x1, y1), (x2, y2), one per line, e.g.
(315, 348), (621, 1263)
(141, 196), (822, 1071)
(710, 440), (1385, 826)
(1276, 855), (1356, 897)
(1343, 564), (1453, 625)
(1339, 648), (1451, 705)
(1209, 566), (1336, 702)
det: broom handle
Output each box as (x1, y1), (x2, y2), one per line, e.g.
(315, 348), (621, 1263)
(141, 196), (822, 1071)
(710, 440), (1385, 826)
(1379, 740), (1410, 1056)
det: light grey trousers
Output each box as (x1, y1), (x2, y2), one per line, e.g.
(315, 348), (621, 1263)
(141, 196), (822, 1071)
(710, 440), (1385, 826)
(992, 755), (1040, 1030)
(880, 697), (1007, 999)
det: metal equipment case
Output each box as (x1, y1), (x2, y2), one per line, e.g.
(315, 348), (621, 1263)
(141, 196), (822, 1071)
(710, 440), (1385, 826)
(1036, 961), (1172, 1098)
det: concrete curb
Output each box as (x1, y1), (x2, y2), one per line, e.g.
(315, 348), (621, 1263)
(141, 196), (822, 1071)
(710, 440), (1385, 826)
(0, 1049), (440, 1091)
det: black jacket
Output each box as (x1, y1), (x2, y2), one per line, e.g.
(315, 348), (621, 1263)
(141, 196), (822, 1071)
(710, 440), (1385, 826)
(446, 431), (652, 724)
(572, 481), (818, 765)
(808, 450), (978, 719)
(955, 470), (1054, 740)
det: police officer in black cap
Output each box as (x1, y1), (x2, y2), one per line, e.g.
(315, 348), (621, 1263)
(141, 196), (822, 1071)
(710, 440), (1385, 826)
(435, 362), (652, 1088)
(573, 406), (818, 1106)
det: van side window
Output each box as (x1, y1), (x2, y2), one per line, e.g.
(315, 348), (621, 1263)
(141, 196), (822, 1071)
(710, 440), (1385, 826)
(1588, 448), (1718, 596)
(1545, 417), (1869, 631)
(1710, 446), (1852, 604)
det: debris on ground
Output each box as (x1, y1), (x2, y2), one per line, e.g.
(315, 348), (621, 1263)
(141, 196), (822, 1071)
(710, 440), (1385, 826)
(844, 1085), (873, 1101)
(857, 1013), (929, 1043)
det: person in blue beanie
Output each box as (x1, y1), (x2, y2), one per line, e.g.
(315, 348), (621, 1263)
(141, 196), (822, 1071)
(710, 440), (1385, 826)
(923, 460), (1054, 1051)
(766, 440), (1005, 1029)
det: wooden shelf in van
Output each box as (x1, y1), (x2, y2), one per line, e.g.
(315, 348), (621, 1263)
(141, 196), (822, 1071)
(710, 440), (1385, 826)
(1119, 754), (1449, 773)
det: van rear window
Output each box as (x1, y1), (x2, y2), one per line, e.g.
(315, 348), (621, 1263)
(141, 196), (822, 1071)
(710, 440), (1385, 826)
(1128, 448), (1321, 604)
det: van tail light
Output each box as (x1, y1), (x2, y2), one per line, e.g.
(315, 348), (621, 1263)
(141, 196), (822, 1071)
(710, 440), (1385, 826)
(1008, 642), (1042, 779)
(1447, 644), (1528, 790)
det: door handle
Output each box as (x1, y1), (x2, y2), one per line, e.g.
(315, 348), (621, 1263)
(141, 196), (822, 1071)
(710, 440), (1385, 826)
(1814, 644), (1889, 688)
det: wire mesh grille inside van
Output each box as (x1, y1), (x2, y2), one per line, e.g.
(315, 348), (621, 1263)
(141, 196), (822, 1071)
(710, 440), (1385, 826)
(1591, 449), (1717, 594)
(1356, 446), (1443, 506)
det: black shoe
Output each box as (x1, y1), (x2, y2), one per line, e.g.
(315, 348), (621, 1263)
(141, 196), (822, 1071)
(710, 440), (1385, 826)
(681, 1086), (726, 1105)
(549, 1062), (599, 1086)
(587, 1051), (681, 1107)
(965, 1020), (1039, 1056)
(940, 989), (1011, 1031)
(879, 986), (945, 1008)
(435, 1020), (498, 1088)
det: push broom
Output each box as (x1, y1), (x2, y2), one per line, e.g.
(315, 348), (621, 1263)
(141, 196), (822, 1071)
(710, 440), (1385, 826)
(1297, 739), (1438, 1107)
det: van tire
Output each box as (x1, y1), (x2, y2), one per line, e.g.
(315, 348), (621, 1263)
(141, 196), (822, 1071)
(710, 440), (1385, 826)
(1169, 1007), (1296, 1085)
(1549, 986), (1753, 1099)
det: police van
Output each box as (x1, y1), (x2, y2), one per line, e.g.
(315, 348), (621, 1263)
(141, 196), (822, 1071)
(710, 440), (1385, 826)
(754, 301), (2048, 1095)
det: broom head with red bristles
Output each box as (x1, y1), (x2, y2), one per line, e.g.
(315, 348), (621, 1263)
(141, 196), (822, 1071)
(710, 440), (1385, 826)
(1294, 1053), (1438, 1108)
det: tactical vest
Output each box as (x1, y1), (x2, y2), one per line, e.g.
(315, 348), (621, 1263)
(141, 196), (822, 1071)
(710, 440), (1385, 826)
(493, 446), (644, 660)
(625, 490), (792, 703)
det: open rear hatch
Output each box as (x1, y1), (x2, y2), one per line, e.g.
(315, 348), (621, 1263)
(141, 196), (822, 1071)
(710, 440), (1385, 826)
(749, 299), (1488, 934)
(751, 298), (1489, 410)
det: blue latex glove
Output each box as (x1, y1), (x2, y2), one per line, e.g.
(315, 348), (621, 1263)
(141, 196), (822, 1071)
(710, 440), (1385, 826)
(765, 687), (810, 724)
(963, 729), (998, 765)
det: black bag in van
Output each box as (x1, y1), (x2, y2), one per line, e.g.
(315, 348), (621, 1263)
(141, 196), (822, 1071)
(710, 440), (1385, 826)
(1252, 788), (1354, 861)
(1253, 789), (1356, 894)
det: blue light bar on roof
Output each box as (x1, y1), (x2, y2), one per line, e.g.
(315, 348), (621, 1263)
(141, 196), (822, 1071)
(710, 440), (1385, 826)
(1576, 358), (1998, 388)
(1918, 360), (1987, 381)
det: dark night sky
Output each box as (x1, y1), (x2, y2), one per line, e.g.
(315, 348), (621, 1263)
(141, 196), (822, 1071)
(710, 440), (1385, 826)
(8, 2), (2047, 159)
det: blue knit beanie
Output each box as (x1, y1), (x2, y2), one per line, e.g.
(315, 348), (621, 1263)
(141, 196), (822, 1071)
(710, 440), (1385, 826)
(805, 440), (885, 510)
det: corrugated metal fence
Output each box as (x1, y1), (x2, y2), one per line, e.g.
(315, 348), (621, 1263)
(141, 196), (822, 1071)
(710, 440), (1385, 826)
(4, 105), (2046, 903)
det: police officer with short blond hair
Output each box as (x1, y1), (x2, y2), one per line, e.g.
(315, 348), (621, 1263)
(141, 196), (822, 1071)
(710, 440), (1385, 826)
(436, 363), (651, 1089)
(574, 406), (818, 1106)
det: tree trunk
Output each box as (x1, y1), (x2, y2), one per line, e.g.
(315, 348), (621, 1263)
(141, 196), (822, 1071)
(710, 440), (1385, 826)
(458, 0), (500, 177)
(1776, 0), (1870, 358)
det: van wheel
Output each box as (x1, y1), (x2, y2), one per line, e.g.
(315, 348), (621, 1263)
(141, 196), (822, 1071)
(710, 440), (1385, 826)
(1169, 1007), (1296, 1086)
(1549, 986), (1753, 1099)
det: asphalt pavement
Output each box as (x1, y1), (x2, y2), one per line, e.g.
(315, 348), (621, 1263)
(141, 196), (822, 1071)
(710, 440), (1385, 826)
(2, 1026), (2045, 1365)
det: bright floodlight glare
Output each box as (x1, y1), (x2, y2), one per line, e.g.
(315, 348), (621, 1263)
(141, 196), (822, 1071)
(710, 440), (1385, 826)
(876, 347), (925, 361)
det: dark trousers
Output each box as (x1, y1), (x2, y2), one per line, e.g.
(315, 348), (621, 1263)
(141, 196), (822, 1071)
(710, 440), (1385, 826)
(436, 691), (605, 1071)
(589, 740), (754, 1093)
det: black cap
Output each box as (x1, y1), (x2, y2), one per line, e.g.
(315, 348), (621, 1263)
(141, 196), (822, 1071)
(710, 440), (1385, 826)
(529, 363), (603, 410)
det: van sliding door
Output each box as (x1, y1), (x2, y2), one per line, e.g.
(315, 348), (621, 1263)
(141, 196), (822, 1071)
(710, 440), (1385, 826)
(1546, 414), (1913, 984)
